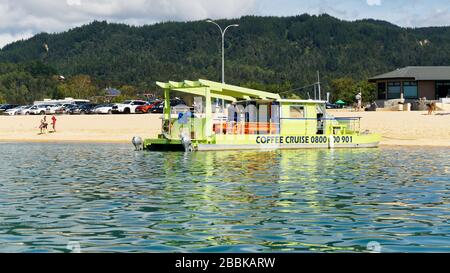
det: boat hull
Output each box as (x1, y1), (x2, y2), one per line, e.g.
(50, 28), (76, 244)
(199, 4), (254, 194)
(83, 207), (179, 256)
(143, 134), (381, 151)
(196, 142), (379, 151)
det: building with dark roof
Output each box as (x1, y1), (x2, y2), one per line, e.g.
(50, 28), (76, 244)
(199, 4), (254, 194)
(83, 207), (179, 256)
(369, 66), (450, 100)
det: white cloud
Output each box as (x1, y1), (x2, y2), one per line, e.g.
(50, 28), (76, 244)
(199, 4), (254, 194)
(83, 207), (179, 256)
(366, 0), (382, 6)
(67, 0), (82, 6)
(406, 7), (450, 28)
(0, 32), (34, 48)
(0, 0), (257, 48)
(1, 0), (450, 49)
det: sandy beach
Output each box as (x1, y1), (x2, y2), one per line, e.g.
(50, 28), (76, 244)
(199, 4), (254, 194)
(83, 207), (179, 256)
(0, 114), (162, 143)
(0, 111), (449, 146)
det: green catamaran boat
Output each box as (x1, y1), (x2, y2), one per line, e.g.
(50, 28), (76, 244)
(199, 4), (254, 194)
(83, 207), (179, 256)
(142, 79), (380, 151)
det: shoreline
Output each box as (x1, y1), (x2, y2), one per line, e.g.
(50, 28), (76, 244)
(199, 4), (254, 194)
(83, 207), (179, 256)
(0, 111), (449, 147)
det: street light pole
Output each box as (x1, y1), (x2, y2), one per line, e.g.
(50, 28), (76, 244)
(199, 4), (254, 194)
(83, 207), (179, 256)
(206, 19), (239, 84)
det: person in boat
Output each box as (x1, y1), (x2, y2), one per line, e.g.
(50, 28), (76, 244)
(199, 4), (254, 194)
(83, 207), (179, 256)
(227, 102), (235, 134)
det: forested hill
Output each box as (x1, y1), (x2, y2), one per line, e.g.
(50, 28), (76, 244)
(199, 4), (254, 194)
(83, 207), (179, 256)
(1, 14), (450, 103)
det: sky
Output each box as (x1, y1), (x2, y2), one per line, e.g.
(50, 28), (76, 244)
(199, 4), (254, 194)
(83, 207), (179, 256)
(1, 0), (450, 48)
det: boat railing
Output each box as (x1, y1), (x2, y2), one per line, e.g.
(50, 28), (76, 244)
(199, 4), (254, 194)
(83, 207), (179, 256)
(213, 121), (280, 135)
(279, 117), (361, 135)
(164, 114), (361, 137)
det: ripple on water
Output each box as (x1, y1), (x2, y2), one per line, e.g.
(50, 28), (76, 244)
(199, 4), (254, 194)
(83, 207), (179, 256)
(0, 143), (449, 252)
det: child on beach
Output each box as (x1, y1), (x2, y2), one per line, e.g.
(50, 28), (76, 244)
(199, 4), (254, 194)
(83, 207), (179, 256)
(51, 115), (57, 132)
(39, 116), (48, 134)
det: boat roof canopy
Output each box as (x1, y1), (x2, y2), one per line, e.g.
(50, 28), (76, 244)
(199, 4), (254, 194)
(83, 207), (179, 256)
(156, 79), (281, 102)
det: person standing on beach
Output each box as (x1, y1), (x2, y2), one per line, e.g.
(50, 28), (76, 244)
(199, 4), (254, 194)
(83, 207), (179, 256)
(51, 115), (57, 132)
(355, 92), (362, 111)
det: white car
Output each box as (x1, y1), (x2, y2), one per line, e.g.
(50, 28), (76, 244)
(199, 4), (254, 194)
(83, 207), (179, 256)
(111, 100), (148, 114)
(29, 105), (50, 115)
(45, 104), (62, 114)
(5, 106), (30, 116)
(94, 104), (114, 114)
(18, 105), (33, 115)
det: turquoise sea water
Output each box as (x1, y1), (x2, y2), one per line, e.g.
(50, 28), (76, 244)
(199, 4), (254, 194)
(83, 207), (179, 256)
(0, 143), (449, 253)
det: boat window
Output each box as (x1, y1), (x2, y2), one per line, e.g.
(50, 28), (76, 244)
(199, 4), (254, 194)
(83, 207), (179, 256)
(290, 105), (305, 118)
(194, 97), (203, 114)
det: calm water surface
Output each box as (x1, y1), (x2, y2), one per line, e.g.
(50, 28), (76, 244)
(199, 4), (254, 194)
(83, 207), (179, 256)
(0, 143), (449, 253)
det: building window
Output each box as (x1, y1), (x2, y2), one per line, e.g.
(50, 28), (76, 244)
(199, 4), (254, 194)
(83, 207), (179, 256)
(290, 105), (305, 118)
(436, 81), (450, 99)
(403, 81), (418, 99)
(377, 82), (386, 99)
(387, 82), (401, 99)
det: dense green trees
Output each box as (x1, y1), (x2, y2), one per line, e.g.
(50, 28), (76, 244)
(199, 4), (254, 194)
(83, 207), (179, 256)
(55, 75), (99, 99)
(0, 62), (58, 104)
(1, 14), (450, 104)
(0, 62), (103, 104)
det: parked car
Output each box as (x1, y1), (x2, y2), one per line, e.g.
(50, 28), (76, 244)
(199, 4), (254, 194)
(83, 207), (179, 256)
(45, 104), (64, 114)
(326, 102), (339, 109)
(4, 105), (30, 115)
(54, 104), (76, 114)
(150, 99), (186, 114)
(135, 100), (161, 113)
(93, 104), (114, 114)
(0, 104), (19, 113)
(3, 106), (18, 115)
(3, 106), (27, 116)
(150, 101), (164, 114)
(18, 105), (34, 115)
(69, 104), (98, 115)
(112, 100), (148, 114)
(29, 105), (51, 115)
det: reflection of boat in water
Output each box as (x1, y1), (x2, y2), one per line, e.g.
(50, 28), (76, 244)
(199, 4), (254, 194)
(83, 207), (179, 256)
(142, 79), (380, 151)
